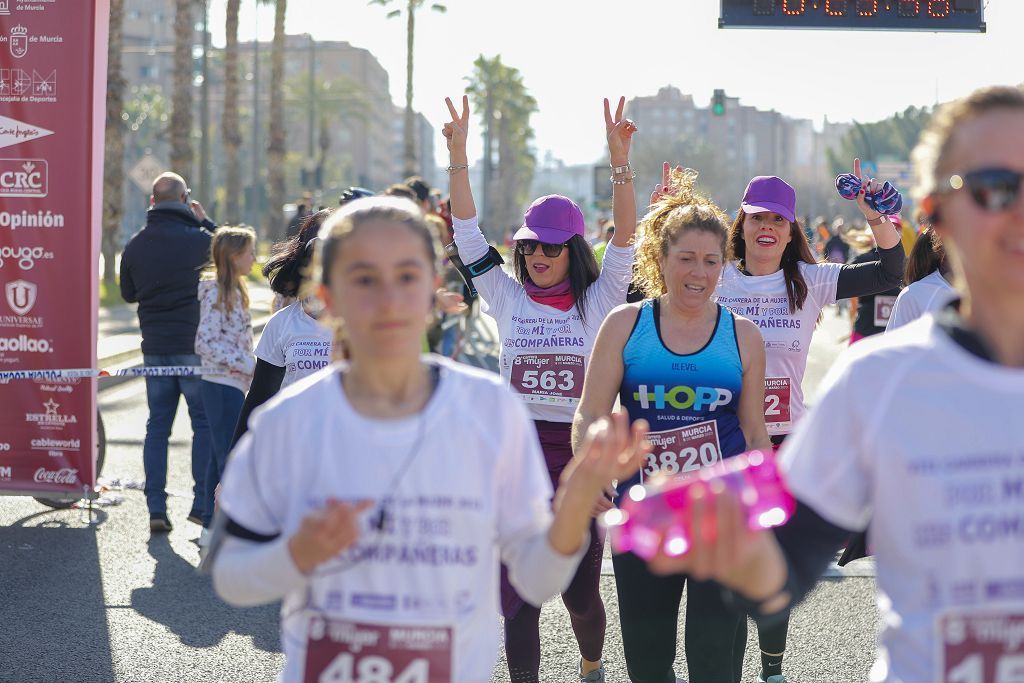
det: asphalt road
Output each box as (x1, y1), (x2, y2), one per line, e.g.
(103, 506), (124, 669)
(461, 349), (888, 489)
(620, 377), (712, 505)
(0, 306), (879, 683)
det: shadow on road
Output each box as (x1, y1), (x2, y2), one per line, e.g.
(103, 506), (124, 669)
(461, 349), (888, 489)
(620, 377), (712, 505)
(0, 516), (116, 683)
(130, 535), (280, 654)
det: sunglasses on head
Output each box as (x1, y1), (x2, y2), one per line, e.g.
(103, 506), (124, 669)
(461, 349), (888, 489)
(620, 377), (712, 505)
(944, 167), (1024, 213)
(517, 239), (567, 258)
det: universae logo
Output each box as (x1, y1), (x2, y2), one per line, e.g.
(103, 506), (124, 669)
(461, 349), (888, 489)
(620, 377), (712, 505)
(632, 384), (733, 411)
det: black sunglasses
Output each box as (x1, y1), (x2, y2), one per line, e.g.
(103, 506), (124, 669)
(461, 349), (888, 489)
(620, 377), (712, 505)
(945, 167), (1024, 213)
(517, 239), (567, 258)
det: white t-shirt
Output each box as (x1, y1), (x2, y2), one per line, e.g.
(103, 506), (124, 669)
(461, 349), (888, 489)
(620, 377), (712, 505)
(453, 216), (634, 423)
(714, 261), (842, 436)
(255, 301), (333, 389)
(781, 317), (1024, 683)
(885, 270), (957, 332)
(218, 357), (583, 683)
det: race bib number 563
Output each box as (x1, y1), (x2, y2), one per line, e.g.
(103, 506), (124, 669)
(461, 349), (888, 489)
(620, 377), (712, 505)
(939, 611), (1024, 683)
(304, 618), (453, 683)
(509, 354), (584, 406)
(641, 420), (723, 482)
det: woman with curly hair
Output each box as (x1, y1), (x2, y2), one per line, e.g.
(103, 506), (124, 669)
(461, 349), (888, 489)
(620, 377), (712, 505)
(573, 167), (771, 683)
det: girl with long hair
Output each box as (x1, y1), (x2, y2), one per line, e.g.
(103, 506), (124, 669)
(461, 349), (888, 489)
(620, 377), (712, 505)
(443, 94), (638, 683)
(886, 225), (956, 331)
(209, 197), (649, 683)
(195, 226), (257, 543)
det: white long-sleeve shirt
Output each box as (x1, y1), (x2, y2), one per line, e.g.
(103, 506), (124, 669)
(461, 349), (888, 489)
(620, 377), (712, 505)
(453, 215), (634, 422)
(212, 358), (587, 683)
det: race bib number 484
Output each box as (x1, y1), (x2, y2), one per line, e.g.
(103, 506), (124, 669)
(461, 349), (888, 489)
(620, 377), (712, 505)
(939, 611), (1024, 683)
(509, 354), (584, 406)
(641, 420), (723, 482)
(304, 618), (453, 683)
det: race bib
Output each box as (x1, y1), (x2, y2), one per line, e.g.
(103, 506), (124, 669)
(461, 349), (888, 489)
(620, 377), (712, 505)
(641, 420), (722, 483)
(874, 295), (897, 328)
(509, 354), (584, 406)
(304, 618), (453, 683)
(764, 377), (792, 427)
(938, 610), (1024, 683)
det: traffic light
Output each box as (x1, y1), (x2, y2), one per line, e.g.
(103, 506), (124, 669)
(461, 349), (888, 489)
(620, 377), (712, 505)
(712, 89), (726, 116)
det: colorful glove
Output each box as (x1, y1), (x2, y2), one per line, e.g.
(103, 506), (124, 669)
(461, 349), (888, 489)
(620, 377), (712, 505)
(835, 173), (904, 216)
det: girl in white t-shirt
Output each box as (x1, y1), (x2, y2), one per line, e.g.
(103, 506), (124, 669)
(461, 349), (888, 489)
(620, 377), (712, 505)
(645, 85), (1024, 683)
(443, 95), (638, 683)
(195, 226), (257, 539)
(209, 196), (649, 683)
(691, 165), (904, 681)
(230, 209), (334, 450)
(886, 226), (957, 331)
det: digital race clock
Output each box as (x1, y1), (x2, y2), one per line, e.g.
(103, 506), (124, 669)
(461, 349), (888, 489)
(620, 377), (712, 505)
(719, 0), (985, 31)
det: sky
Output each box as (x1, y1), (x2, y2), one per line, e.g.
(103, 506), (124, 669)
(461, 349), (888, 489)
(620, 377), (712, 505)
(208, 0), (1023, 168)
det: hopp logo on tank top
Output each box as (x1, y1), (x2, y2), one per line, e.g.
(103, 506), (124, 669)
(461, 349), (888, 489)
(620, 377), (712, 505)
(509, 353), (584, 406)
(641, 420), (723, 482)
(304, 617), (453, 683)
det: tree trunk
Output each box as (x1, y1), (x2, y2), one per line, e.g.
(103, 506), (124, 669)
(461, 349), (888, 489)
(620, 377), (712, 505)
(267, 0), (287, 240)
(222, 0), (242, 223)
(102, 0), (126, 287)
(169, 0), (194, 176)
(402, 0), (416, 177)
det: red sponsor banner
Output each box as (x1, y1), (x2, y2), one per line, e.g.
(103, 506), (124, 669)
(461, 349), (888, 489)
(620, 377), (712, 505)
(0, 2), (107, 496)
(939, 610), (1024, 682)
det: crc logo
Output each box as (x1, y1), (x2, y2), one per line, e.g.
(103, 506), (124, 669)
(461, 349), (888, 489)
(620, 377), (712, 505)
(0, 159), (46, 197)
(5, 279), (35, 315)
(0, 244), (53, 270)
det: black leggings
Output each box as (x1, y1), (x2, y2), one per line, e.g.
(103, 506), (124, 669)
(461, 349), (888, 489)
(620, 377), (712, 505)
(613, 551), (747, 683)
(504, 518), (606, 683)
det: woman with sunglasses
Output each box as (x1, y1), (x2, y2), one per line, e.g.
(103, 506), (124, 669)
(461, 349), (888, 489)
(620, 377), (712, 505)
(443, 95), (637, 683)
(642, 83), (1024, 683)
(650, 163), (904, 682)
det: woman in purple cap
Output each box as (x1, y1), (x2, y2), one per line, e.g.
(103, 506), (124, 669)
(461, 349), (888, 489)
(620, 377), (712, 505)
(708, 161), (905, 683)
(442, 95), (638, 683)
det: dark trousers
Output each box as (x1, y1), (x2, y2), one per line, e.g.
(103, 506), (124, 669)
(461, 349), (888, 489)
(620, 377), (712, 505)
(613, 550), (747, 683)
(199, 380), (244, 527)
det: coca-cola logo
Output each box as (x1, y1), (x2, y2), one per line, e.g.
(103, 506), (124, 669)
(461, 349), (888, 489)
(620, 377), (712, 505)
(33, 467), (78, 485)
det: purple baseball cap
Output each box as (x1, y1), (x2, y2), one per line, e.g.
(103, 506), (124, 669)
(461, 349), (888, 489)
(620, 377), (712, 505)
(513, 195), (585, 244)
(741, 176), (797, 223)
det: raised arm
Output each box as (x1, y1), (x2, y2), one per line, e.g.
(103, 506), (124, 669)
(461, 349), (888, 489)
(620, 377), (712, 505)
(443, 95), (476, 221)
(605, 97), (638, 248)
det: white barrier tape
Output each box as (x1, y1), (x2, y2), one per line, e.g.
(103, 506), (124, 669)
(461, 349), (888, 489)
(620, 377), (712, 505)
(0, 366), (210, 381)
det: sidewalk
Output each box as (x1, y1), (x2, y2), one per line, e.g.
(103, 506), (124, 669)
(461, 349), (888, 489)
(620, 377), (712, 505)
(97, 281), (276, 390)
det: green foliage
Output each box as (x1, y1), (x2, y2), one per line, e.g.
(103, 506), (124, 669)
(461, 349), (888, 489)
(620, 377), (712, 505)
(826, 105), (934, 175)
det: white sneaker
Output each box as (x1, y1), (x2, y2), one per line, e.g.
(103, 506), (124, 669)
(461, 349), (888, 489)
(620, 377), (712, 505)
(198, 527), (211, 548)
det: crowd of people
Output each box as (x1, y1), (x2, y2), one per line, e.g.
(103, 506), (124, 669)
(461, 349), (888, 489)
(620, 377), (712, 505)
(118, 83), (1024, 683)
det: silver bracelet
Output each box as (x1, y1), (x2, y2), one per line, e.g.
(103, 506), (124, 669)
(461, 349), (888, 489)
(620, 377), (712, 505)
(610, 163), (631, 175)
(446, 164), (468, 174)
(610, 173), (635, 185)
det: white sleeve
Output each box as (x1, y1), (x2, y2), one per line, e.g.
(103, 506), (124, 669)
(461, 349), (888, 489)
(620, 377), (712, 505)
(254, 309), (287, 367)
(885, 287), (920, 332)
(452, 215), (521, 322)
(805, 261), (843, 307)
(495, 390), (587, 606)
(583, 242), (634, 323)
(778, 351), (876, 531)
(213, 535), (309, 607)
(218, 413), (286, 536)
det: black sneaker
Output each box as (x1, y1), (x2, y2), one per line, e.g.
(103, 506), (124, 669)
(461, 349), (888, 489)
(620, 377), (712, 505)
(186, 509), (203, 525)
(149, 513), (172, 533)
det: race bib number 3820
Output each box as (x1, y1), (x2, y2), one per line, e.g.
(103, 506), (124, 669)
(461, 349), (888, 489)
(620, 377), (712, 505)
(509, 354), (584, 406)
(641, 420), (723, 482)
(304, 618), (453, 683)
(938, 611), (1024, 683)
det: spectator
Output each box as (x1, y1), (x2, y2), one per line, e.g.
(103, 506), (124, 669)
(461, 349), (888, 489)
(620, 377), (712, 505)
(383, 183), (417, 202)
(592, 223), (615, 266)
(405, 175), (436, 214)
(824, 218), (851, 264)
(285, 202), (311, 239)
(119, 171), (217, 534)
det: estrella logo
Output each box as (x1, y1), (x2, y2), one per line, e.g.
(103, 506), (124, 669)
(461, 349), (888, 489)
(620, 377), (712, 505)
(632, 384), (733, 411)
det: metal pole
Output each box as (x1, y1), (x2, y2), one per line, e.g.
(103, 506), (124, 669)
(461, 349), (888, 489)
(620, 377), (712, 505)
(250, 14), (262, 232)
(307, 34), (315, 165)
(199, 1), (210, 199)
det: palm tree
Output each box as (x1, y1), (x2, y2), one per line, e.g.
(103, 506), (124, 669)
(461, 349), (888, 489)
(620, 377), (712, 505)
(169, 0), (195, 176)
(102, 0), (126, 286)
(258, 0), (287, 239)
(371, 0), (447, 177)
(222, 0), (242, 223)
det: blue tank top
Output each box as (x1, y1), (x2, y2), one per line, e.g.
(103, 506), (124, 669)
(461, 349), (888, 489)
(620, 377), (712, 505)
(617, 299), (746, 496)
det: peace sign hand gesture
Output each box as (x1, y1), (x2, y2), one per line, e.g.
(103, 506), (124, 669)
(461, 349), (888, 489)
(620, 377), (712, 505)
(605, 96), (638, 166)
(852, 158), (883, 220)
(443, 96), (470, 161)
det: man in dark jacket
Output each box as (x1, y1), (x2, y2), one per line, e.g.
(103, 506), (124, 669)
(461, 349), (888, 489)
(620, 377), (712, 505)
(120, 172), (217, 533)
